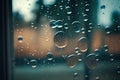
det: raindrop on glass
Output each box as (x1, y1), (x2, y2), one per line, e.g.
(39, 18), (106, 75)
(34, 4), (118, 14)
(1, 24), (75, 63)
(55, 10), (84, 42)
(56, 20), (63, 28)
(78, 58), (82, 62)
(54, 31), (68, 48)
(66, 54), (78, 68)
(85, 9), (89, 11)
(104, 45), (109, 52)
(50, 20), (57, 28)
(73, 72), (78, 79)
(24, 58), (30, 65)
(110, 58), (114, 61)
(72, 21), (81, 33)
(18, 35), (23, 43)
(85, 53), (98, 69)
(64, 23), (69, 29)
(95, 76), (100, 80)
(117, 26), (120, 31)
(30, 59), (37, 68)
(100, 5), (106, 10)
(84, 19), (88, 22)
(47, 52), (53, 61)
(106, 31), (111, 34)
(66, 6), (72, 14)
(78, 37), (88, 52)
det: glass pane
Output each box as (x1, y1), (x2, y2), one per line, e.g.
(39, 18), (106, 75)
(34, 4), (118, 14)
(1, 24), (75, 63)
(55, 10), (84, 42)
(12, 0), (120, 80)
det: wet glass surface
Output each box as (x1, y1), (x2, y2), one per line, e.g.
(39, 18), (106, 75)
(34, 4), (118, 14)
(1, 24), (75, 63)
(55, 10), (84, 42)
(12, 0), (120, 80)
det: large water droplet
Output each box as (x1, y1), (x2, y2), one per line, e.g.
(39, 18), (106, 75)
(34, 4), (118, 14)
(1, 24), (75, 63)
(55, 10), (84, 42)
(72, 21), (81, 33)
(54, 31), (68, 48)
(18, 35), (23, 43)
(85, 53), (98, 69)
(66, 54), (78, 68)
(78, 37), (88, 52)
(30, 59), (37, 68)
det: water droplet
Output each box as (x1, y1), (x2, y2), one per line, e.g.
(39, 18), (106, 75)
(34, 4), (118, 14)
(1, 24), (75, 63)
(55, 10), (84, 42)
(117, 71), (120, 74)
(106, 31), (111, 34)
(75, 47), (80, 54)
(18, 35), (23, 43)
(85, 75), (88, 78)
(50, 20), (57, 28)
(73, 72), (78, 79)
(85, 9), (89, 11)
(117, 26), (120, 30)
(66, 6), (72, 14)
(88, 30), (91, 32)
(95, 76), (100, 80)
(30, 59), (37, 68)
(56, 20), (63, 28)
(78, 59), (82, 62)
(54, 31), (68, 48)
(110, 58), (114, 61)
(75, 4), (78, 6)
(82, 31), (85, 34)
(84, 19), (88, 22)
(66, 54), (78, 68)
(85, 53), (98, 69)
(72, 21), (81, 33)
(78, 37), (88, 52)
(64, 23), (69, 29)
(104, 45), (109, 52)
(100, 5), (106, 10)
(47, 52), (53, 61)
(24, 58), (30, 65)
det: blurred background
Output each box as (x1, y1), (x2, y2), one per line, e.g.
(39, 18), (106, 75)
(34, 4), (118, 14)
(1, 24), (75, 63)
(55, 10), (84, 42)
(12, 0), (120, 80)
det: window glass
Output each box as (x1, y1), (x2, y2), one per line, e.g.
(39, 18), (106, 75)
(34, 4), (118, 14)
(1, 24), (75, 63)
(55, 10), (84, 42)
(12, 0), (120, 80)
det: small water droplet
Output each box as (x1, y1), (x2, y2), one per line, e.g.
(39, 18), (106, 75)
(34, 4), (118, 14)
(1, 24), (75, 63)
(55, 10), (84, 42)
(56, 20), (63, 28)
(18, 35), (23, 43)
(24, 58), (30, 65)
(95, 76), (100, 80)
(73, 72), (78, 79)
(84, 19), (88, 22)
(47, 52), (53, 61)
(85, 9), (89, 11)
(50, 20), (57, 28)
(30, 59), (37, 68)
(110, 58), (114, 61)
(88, 30), (91, 32)
(104, 45), (109, 52)
(85, 75), (88, 78)
(66, 6), (72, 14)
(72, 21), (81, 33)
(117, 26), (120, 30)
(78, 37), (88, 52)
(100, 5), (106, 10)
(64, 23), (69, 29)
(78, 59), (82, 62)
(54, 31), (68, 48)
(106, 31), (111, 34)
(66, 54), (78, 68)
(117, 71), (120, 74)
